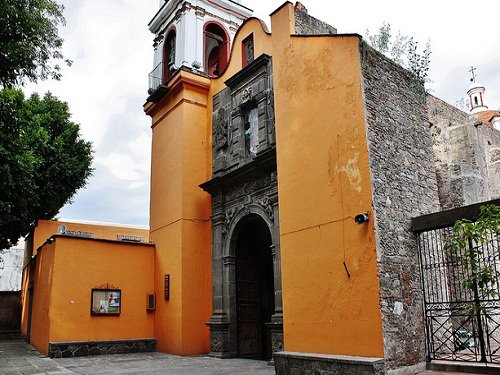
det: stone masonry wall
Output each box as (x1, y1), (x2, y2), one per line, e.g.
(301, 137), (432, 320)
(428, 95), (500, 208)
(294, 5), (337, 36)
(48, 338), (157, 358)
(360, 43), (441, 372)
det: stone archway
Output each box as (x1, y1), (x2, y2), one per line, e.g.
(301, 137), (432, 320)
(206, 197), (283, 360)
(232, 214), (274, 360)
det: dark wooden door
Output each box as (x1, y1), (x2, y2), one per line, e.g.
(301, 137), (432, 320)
(235, 216), (274, 360)
(237, 255), (261, 358)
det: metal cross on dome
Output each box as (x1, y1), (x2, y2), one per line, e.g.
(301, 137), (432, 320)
(469, 66), (477, 83)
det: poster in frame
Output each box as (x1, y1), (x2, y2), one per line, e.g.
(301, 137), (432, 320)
(91, 288), (121, 315)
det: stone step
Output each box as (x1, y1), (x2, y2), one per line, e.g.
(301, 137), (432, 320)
(425, 360), (500, 374)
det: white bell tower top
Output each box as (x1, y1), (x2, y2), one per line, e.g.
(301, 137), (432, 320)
(149, 0), (252, 83)
(467, 66), (488, 114)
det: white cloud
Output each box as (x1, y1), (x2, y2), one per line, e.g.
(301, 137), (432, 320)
(22, 0), (500, 226)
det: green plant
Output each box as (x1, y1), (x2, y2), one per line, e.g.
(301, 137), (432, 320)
(0, 0), (72, 87)
(446, 204), (500, 314)
(365, 23), (431, 97)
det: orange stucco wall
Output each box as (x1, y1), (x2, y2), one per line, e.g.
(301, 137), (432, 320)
(30, 220), (149, 255)
(27, 236), (154, 355)
(144, 4), (384, 358)
(271, 3), (384, 357)
(28, 242), (55, 354)
(208, 18), (272, 96)
(146, 72), (212, 355)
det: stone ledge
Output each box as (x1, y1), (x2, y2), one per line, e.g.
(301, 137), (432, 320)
(274, 351), (385, 375)
(48, 338), (157, 358)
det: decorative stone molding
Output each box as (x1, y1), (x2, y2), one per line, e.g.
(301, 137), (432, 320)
(201, 54), (282, 360)
(241, 87), (252, 103)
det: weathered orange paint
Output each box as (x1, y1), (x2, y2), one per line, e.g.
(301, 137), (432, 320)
(146, 71), (212, 355)
(271, 3), (384, 357)
(27, 236), (154, 356)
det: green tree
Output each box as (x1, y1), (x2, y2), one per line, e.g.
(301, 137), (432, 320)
(0, 0), (71, 88)
(0, 89), (93, 248)
(446, 204), (500, 313)
(366, 23), (431, 92)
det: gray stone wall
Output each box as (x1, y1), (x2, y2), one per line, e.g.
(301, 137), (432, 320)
(360, 42), (441, 371)
(294, 6), (336, 36)
(428, 95), (500, 208)
(274, 352), (385, 375)
(486, 127), (500, 199)
(48, 338), (157, 358)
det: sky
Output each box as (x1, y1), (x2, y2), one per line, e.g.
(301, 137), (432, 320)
(25, 0), (500, 227)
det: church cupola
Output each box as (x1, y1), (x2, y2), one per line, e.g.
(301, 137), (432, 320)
(148, 0), (252, 93)
(467, 66), (488, 114)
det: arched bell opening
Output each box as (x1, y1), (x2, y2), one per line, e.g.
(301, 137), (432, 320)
(204, 22), (229, 77)
(162, 28), (176, 83)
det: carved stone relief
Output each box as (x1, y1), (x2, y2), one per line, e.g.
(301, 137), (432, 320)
(203, 55), (282, 359)
(215, 107), (229, 150)
(241, 87), (252, 103)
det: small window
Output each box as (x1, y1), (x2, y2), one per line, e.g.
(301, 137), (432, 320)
(474, 96), (478, 106)
(242, 34), (254, 68)
(244, 107), (259, 157)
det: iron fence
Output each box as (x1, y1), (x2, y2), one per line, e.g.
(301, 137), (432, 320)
(413, 199), (500, 364)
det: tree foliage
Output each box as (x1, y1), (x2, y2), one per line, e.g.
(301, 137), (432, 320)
(445, 204), (500, 315)
(0, 89), (93, 248)
(366, 23), (431, 92)
(0, 0), (71, 88)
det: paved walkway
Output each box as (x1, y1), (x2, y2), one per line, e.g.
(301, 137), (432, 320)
(0, 340), (489, 375)
(0, 340), (274, 374)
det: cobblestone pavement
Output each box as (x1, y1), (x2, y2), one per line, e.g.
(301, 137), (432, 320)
(1, 340), (490, 375)
(0, 340), (275, 375)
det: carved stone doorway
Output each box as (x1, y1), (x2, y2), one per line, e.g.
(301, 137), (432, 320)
(235, 214), (274, 360)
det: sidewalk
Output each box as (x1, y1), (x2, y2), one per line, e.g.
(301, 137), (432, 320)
(0, 340), (72, 374)
(0, 340), (274, 374)
(0, 340), (489, 375)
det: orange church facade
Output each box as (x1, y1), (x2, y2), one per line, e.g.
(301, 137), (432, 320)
(21, 2), (460, 374)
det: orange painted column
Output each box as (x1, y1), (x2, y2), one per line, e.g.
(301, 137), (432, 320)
(145, 71), (212, 355)
(271, 3), (384, 357)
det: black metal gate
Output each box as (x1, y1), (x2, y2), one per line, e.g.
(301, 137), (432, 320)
(413, 200), (500, 364)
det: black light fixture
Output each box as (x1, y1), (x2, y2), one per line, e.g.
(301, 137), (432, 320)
(354, 212), (369, 225)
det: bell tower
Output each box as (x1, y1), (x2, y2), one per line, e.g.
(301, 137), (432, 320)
(148, 0), (252, 92)
(144, 0), (252, 356)
(467, 66), (488, 114)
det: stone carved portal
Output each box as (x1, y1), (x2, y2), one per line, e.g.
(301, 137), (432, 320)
(201, 54), (283, 360)
(205, 181), (283, 360)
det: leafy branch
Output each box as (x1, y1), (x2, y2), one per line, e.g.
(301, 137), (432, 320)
(445, 204), (500, 315)
(365, 23), (432, 96)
